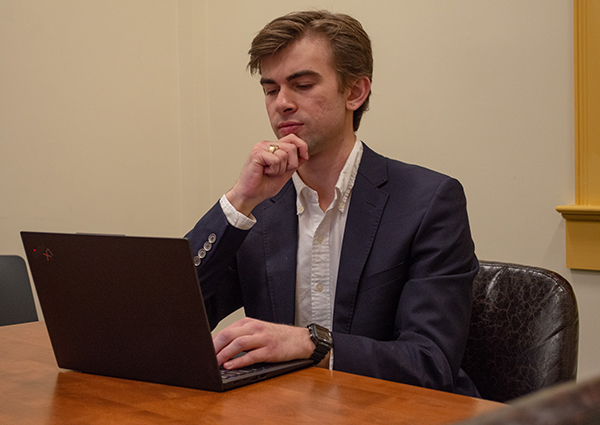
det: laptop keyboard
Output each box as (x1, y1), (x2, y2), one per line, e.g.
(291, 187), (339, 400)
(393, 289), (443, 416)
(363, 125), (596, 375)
(220, 364), (268, 381)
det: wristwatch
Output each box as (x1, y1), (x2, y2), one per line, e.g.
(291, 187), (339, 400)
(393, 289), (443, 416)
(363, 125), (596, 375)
(307, 323), (333, 364)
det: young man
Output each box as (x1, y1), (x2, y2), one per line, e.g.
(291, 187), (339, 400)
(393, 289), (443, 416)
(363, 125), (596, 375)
(186, 11), (480, 397)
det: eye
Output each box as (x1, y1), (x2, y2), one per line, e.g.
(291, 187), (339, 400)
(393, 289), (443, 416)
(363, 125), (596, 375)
(296, 84), (313, 91)
(263, 87), (279, 96)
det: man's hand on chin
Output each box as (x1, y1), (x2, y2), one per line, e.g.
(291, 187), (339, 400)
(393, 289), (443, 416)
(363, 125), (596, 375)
(225, 134), (309, 217)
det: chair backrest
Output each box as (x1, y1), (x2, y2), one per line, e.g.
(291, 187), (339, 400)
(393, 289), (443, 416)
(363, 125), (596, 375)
(461, 261), (579, 402)
(454, 376), (600, 425)
(0, 255), (38, 326)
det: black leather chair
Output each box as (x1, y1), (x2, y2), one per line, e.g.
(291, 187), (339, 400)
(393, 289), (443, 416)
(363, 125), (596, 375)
(453, 376), (600, 425)
(461, 261), (579, 402)
(0, 255), (38, 326)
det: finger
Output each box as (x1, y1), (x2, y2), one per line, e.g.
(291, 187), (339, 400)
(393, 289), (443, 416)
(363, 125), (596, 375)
(276, 151), (300, 174)
(213, 319), (265, 365)
(212, 320), (249, 354)
(261, 136), (306, 166)
(265, 142), (302, 174)
(273, 144), (299, 172)
(222, 347), (268, 370)
(262, 152), (285, 176)
(216, 335), (261, 367)
(279, 134), (309, 161)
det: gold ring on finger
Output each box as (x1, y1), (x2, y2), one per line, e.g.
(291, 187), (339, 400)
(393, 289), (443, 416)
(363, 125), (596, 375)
(268, 144), (280, 154)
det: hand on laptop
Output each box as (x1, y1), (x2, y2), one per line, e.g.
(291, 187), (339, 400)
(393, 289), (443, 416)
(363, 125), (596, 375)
(213, 317), (315, 369)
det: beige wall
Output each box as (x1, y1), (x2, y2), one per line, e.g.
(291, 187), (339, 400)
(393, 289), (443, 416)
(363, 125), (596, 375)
(2, 0), (599, 381)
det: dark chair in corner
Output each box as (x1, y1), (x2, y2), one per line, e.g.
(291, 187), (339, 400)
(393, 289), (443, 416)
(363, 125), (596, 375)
(453, 376), (600, 425)
(461, 261), (579, 403)
(0, 255), (38, 326)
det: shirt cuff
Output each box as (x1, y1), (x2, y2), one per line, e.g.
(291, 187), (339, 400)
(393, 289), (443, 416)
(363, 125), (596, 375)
(219, 194), (256, 230)
(329, 348), (334, 371)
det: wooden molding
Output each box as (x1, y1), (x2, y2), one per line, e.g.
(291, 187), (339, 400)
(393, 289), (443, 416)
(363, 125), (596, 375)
(557, 0), (600, 270)
(557, 205), (600, 222)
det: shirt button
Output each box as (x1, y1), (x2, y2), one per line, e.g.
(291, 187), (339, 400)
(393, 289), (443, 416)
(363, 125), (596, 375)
(316, 284), (324, 292)
(316, 235), (324, 244)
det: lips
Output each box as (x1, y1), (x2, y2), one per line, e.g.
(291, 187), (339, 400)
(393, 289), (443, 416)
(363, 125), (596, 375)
(278, 122), (303, 136)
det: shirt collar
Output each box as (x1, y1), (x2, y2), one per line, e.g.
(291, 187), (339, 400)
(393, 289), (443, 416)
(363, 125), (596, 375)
(292, 138), (363, 215)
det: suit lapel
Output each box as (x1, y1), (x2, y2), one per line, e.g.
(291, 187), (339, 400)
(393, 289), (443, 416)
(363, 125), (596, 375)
(260, 181), (298, 325)
(258, 145), (389, 329)
(333, 145), (389, 333)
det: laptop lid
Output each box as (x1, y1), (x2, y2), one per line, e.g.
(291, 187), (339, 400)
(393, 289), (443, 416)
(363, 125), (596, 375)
(20, 231), (310, 391)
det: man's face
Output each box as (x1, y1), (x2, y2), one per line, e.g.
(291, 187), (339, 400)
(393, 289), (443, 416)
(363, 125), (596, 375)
(260, 36), (353, 155)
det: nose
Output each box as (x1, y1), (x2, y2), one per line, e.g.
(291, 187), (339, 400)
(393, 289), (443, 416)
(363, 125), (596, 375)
(275, 87), (296, 115)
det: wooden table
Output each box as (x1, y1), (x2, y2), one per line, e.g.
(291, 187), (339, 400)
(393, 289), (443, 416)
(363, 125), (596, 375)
(0, 322), (503, 424)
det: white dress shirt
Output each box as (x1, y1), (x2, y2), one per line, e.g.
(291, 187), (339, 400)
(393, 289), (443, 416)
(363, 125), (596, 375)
(292, 139), (363, 331)
(220, 139), (363, 366)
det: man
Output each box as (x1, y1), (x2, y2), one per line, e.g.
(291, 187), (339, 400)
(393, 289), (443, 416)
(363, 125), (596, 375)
(186, 10), (480, 397)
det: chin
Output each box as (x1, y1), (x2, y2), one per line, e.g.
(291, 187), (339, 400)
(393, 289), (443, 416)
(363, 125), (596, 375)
(305, 140), (321, 156)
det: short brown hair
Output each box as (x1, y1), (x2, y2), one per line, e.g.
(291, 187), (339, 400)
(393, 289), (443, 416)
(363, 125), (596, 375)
(248, 11), (373, 132)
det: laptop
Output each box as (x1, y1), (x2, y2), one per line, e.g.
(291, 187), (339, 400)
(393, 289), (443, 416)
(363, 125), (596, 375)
(20, 231), (313, 391)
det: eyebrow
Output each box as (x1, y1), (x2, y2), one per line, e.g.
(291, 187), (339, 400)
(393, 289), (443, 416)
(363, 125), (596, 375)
(260, 70), (321, 86)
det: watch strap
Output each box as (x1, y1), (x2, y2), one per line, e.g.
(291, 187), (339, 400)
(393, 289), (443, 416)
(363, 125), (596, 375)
(307, 323), (333, 364)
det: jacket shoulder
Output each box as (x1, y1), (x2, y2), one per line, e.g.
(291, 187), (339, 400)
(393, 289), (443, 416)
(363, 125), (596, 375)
(359, 143), (459, 194)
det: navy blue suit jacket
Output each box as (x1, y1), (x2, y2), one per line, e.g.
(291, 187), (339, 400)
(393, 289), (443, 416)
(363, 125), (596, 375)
(186, 143), (480, 397)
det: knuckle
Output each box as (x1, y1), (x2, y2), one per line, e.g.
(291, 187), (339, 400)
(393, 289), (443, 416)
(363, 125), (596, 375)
(230, 338), (247, 352)
(216, 329), (232, 342)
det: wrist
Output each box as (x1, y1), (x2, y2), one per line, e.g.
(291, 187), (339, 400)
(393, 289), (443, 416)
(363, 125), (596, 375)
(225, 189), (257, 217)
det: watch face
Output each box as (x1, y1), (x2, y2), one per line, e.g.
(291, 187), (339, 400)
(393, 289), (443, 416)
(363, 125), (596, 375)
(314, 325), (333, 344)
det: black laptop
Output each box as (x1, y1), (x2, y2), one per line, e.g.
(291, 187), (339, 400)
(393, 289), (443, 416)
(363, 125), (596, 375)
(20, 231), (312, 391)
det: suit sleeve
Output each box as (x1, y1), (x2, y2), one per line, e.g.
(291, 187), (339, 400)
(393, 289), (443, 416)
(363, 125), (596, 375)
(331, 177), (480, 397)
(185, 202), (250, 330)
